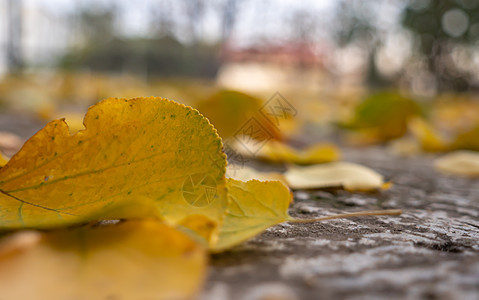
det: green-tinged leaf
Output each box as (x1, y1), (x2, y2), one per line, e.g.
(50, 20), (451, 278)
(211, 178), (291, 252)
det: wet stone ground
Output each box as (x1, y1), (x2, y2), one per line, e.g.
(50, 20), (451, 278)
(203, 147), (479, 300)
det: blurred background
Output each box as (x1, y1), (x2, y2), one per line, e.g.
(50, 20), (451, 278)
(0, 0), (478, 156)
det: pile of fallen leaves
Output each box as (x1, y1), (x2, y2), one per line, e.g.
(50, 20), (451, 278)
(0, 97), (405, 299)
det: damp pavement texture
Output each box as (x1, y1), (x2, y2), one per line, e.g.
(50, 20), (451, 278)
(203, 148), (479, 300)
(1, 113), (479, 300)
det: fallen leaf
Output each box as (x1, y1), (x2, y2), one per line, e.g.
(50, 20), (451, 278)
(0, 220), (207, 300)
(260, 141), (340, 164)
(434, 150), (479, 177)
(0, 97), (228, 230)
(284, 162), (385, 191)
(451, 123), (479, 151)
(211, 178), (291, 252)
(176, 177), (292, 251)
(0, 152), (8, 167)
(233, 140), (339, 165)
(341, 91), (421, 143)
(194, 90), (281, 139)
(210, 178), (399, 251)
(431, 96), (479, 136)
(408, 117), (448, 152)
(0, 95), (400, 255)
(178, 214), (218, 246)
(226, 165), (287, 185)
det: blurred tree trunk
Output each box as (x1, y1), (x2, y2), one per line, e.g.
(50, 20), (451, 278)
(366, 48), (389, 89)
(221, 0), (238, 43)
(219, 0), (239, 63)
(184, 0), (204, 75)
(6, 0), (23, 73)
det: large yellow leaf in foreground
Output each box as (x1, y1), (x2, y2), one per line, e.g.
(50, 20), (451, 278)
(0, 220), (207, 300)
(0, 97), (227, 229)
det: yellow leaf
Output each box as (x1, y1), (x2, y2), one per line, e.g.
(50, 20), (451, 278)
(179, 214), (218, 246)
(408, 117), (447, 152)
(434, 150), (479, 177)
(0, 97), (227, 230)
(0, 152), (8, 167)
(260, 141), (340, 164)
(226, 165), (287, 186)
(431, 96), (479, 136)
(342, 91), (421, 143)
(0, 220), (207, 300)
(210, 178), (398, 251)
(451, 123), (479, 151)
(194, 90), (281, 140)
(284, 162), (385, 191)
(233, 140), (340, 165)
(211, 178), (291, 252)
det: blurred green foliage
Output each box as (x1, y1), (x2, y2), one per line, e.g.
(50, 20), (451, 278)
(341, 91), (422, 141)
(402, 0), (479, 91)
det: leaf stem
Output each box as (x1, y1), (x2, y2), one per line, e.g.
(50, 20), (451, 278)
(288, 209), (402, 223)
